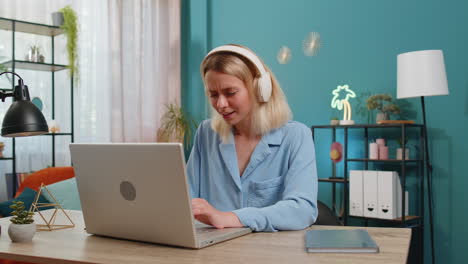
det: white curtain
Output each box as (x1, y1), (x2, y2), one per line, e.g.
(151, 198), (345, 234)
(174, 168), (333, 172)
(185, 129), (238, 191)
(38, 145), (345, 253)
(108, 0), (181, 142)
(0, 0), (180, 201)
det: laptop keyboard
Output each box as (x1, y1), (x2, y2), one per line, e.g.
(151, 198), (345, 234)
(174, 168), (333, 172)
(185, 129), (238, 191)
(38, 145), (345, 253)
(196, 226), (219, 234)
(195, 221), (219, 235)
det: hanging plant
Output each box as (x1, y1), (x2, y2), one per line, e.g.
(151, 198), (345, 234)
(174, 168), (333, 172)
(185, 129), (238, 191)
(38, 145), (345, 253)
(59, 5), (79, 82)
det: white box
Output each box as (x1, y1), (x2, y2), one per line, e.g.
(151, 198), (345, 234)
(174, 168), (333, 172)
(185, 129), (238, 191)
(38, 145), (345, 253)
(349, 170), (364, 217)
(377, 171), (409, 219)
(363, 170), (378, 218)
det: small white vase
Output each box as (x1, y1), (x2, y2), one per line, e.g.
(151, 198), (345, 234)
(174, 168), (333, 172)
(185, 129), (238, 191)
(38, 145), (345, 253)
(8, 223), (36, 243)
(396, 148), (410, 160)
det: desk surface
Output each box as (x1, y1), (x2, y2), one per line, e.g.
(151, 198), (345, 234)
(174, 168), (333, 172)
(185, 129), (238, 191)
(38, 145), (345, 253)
(0, 210), (411, 264)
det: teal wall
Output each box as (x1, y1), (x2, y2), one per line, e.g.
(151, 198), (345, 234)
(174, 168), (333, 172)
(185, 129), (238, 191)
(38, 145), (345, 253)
(182, 0), (468, 263)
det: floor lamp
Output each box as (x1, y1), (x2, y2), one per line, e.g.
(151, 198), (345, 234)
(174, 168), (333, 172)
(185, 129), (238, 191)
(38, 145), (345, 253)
(397, 50), (449, 264)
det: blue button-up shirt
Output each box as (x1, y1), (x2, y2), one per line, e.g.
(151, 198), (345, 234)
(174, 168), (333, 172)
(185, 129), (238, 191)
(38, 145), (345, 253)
(186, 120), (318, 232)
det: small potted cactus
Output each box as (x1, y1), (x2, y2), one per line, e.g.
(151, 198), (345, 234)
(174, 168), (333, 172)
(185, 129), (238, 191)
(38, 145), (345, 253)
(8, 201), (36, 242)
(330, 117), (339, 125)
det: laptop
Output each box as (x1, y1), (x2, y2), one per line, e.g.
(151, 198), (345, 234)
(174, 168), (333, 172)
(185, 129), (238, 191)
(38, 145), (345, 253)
(69, 143), (251, 248)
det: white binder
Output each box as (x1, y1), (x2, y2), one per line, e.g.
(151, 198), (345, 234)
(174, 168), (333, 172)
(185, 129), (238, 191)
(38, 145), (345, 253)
(377, 171), (409, 219)
(363, 170), (378, 218)
(349, 170), (364, 217)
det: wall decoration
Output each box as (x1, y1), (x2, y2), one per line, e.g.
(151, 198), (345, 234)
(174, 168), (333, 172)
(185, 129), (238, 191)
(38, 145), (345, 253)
(331, 84), (356, 125)
(330, 142), (343, 163)
(277, 46), (291, 64)
(303, 32), (321, 56)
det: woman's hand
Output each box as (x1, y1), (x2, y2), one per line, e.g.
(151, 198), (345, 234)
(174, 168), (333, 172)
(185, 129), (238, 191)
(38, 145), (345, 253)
(191, 198), (243, 229)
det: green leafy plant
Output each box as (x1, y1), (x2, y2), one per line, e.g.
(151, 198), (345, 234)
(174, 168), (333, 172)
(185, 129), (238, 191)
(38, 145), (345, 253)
(366, 94), (401, 115)
(158, 104), (197, 147)
(397, 137), (409, 148)
(9, 201), (34, 224)
(330, 117), (339, 120)
(59, 6), (78, 81)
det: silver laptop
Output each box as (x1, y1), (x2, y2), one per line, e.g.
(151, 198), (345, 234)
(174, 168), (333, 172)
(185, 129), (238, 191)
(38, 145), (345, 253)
(69, 143), (251, 249)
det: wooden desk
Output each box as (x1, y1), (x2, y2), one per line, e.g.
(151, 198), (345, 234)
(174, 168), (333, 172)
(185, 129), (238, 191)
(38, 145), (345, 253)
(0, 210), (411, 264)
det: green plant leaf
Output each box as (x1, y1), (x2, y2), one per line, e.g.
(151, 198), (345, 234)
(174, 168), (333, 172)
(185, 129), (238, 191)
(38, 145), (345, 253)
(9, 200), (35, 224)
(159, 103), (198, 149)
(59, 5), (79, 82)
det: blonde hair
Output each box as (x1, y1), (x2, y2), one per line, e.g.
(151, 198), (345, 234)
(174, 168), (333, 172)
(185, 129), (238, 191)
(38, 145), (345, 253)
(200, 45), (292, 142)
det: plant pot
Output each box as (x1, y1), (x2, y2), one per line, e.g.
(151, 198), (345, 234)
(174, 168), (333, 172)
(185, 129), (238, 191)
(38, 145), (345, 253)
(376, 112), (389, 123)
(396, 148), (410, 160)
(52, 12), (64, 26)
(8, 223), (36, 242)
(330, 120), (339, 125)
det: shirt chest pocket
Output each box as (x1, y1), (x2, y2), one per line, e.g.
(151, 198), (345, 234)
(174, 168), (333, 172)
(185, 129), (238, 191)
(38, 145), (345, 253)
(248, 177), (284, 208)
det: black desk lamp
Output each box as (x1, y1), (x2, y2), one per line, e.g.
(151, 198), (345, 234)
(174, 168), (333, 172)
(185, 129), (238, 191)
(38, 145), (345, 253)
(0, 71), (49, 137)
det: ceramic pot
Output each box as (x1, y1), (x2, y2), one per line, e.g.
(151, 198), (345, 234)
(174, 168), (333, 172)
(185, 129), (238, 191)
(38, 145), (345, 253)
(8, 223), (36, 242)
(376, 112), (389, 123)
(330, 120), (339, 125)
(396, 148), (410, 160)
(52, 12), (64, 26)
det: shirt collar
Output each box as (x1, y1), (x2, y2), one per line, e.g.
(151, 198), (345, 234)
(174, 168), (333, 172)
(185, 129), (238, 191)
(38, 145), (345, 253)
(220, 125), (284, 146)
(262, 126), (284, 146)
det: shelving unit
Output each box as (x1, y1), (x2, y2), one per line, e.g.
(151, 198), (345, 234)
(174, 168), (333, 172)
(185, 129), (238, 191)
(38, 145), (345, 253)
(311, 123), (425, 224)
(311, 123), (425, 262)
(0, 17), (74, 198)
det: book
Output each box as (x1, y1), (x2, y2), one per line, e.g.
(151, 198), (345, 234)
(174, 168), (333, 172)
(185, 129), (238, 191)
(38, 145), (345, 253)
(305, 229), (379, 253)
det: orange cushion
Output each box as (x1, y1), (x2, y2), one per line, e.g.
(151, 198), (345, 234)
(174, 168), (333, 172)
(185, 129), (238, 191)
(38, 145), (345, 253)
(14, 167), (75, 198)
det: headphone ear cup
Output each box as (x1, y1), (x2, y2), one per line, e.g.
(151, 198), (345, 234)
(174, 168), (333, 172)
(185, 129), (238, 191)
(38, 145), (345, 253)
(257, 72), (272, 102)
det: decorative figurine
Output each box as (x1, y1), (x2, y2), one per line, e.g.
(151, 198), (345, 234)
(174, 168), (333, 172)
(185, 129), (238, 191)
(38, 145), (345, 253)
(331, 84), (356, 125)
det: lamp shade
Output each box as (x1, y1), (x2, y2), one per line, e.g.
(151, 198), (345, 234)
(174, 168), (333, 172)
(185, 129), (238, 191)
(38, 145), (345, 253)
(1, 100), (49, 137)
(397, 50), (449, 99)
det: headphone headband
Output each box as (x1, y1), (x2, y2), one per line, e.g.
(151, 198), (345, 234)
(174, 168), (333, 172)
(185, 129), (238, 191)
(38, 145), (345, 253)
(206, 45), (268, 76)
(205, 45), (272, 102)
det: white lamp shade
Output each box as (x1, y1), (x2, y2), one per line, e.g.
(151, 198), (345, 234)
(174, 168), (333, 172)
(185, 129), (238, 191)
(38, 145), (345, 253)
(397, 50), (449, 99)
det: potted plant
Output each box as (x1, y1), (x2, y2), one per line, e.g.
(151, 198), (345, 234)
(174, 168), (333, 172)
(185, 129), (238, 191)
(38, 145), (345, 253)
(396, 137), (409, 160)
(8, 201), (36, 243)
(26, 44), (41, 62)
(58, 6), (78, 81)
(330, 116), (339, 125)
(366, 94), (400, 123)
(157, 103), (197, 147)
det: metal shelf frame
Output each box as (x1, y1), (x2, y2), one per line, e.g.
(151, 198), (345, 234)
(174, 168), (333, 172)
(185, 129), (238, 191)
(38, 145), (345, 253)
(311, 123), (425, 226)
(0, 17), (74, 197)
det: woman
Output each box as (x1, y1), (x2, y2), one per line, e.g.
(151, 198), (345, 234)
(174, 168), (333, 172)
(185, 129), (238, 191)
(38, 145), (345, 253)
(187, 44), (317, 232)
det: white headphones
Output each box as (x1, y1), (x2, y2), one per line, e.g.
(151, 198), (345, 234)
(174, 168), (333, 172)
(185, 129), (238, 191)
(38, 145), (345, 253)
(205, 45), (272, 102)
